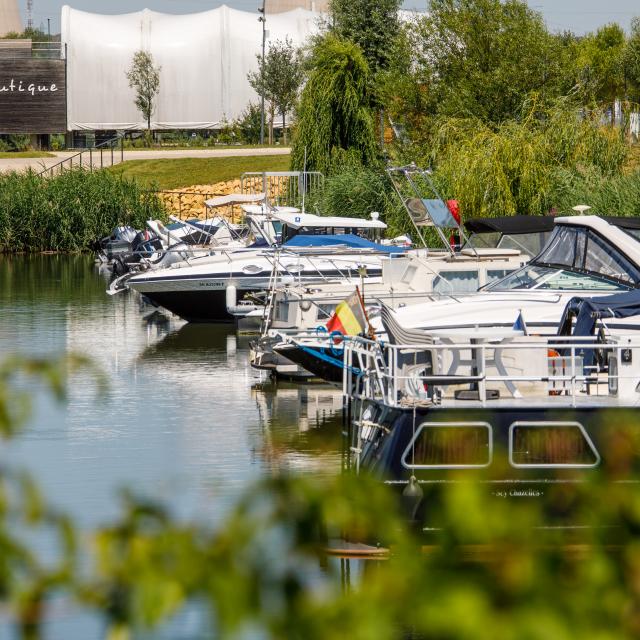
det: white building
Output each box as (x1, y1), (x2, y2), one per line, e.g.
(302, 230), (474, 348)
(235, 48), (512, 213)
(61, 5), (320, 131)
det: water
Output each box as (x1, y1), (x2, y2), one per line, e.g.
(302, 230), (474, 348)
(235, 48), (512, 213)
(0, 254), (346, 637)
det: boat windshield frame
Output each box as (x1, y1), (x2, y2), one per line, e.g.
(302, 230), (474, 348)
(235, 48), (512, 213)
(484, 263), (631, 292)
(485, 223), (640, 292)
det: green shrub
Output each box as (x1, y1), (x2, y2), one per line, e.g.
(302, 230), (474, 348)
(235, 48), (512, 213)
(0, 168), (166, 252)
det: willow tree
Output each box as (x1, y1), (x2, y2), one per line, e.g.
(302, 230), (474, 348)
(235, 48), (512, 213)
(290, 35), (377, 174)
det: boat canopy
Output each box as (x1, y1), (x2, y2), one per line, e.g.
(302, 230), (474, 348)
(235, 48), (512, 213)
(204, 193), (266, 207)
(465, 216), (556, 235)
(272, 212), (387, 230)
(284, 234), (407, 253)
(559, 289), (640, 337)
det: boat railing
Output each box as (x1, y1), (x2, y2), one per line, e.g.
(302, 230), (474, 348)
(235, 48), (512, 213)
(342, 334), (640, 409)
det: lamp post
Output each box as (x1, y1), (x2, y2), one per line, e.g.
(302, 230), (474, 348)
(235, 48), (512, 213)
(258, 1), (266, 145)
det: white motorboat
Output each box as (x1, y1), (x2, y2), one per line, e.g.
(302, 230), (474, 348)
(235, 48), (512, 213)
(124, 211), (399, 322)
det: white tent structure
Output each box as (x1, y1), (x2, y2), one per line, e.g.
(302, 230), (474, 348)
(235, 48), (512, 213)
(61, 5), (320, 131)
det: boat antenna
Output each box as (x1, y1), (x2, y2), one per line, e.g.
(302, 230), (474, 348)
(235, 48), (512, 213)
(301, 146), (308, 214)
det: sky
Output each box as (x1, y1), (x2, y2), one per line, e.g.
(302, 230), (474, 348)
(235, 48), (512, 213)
(15, 0), (640, 37)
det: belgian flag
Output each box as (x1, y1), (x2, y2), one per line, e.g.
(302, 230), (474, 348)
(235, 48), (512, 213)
(326, 290), (367, 337)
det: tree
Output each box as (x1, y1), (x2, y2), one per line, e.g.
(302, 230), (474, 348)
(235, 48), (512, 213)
(290, 35), (378, 174)
(414, 0), (576, 123)
(248, 38), (304, 144)
(126, 51), (161, 138)
(576, 23), (627, 115)
(330, 0), (401, 77)
(236, 103), (263, 145)
(623, 18), (640, 104)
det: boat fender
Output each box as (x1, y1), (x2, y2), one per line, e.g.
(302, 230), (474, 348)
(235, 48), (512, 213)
(226, 285), (237, 312)
(402, 475), (424, 522)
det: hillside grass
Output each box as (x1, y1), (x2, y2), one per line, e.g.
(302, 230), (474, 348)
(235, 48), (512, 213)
(108, 155), (291, 190)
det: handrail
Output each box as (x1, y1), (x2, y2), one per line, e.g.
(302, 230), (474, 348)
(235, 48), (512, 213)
(39, 135), (125, 177)
(341, 334), (637, 409)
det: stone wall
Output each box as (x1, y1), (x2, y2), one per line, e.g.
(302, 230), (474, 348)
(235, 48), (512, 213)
(158, 179), (285, 221)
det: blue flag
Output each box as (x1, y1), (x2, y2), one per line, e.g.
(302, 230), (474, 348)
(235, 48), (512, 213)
(513, 310), (528, 335)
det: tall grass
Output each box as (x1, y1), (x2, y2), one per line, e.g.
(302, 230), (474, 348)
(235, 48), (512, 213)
(551, 167), (640, 216)
(421, 99), (629, 218)
(0, 169), (165, 253)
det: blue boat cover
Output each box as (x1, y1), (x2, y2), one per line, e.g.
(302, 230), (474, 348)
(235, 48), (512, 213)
(559, 290), (640, 337)
(284, 234), (407, 254)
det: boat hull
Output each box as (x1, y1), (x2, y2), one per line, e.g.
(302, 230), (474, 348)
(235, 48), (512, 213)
(351, 402), (640, 531)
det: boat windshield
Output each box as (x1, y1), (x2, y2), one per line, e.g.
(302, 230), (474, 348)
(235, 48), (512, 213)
(533, 224), (640, 287)
(486, 264), (629, 292)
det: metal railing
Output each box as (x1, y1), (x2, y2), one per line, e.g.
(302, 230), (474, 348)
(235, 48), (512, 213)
(241, 171), (323, 208)
(39, 135), (125, 177)
(0, 40), (64, 60)
(342, 334), (640, 409)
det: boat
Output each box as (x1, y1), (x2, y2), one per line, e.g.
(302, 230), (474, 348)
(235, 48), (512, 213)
(341, 292), (640, 527)
(273, 215), (640, 384)
(124, 211), (401, 323)
(253, 214), (556, 380)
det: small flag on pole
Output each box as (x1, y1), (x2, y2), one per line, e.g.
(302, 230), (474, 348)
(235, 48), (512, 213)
(513, 309), (528, 335)
(326, 290), (366, 337)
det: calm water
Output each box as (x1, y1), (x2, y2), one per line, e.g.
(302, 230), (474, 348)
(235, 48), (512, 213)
(0, 254), (346, 638)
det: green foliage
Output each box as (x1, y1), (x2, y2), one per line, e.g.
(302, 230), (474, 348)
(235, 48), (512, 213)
(330, 0), (401, 76)
(236, 103), (263, 145)
(623, 18), (640, 104)
(576, 23), (627, 109)
(311, 162), (407, 235)
(4, 353), (640, 637)
(248, 38), (304, 143)
(551, 167), (640, 216)
(0, 135), (32, 153)
(126, 51), (161, 131)
(413, 0), (575, 123)
(421, 100), (628, 218)
(291, 35), (378, 174)
(0, 169), (166, 252)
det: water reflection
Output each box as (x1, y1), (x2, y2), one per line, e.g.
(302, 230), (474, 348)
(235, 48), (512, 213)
(0, 256), (346, 639)
(0, 257), (344, 530)
(253, 380), (345, 475)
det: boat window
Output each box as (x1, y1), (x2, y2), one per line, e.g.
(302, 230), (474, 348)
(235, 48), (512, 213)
(432, 270), (479, 294)
(275, 301), (289, 322)
(536, 225), (640, 286)
(509, 422), (600, 468)
(497, 232), (551, 257)
(486, 269), (514, 285)
(402, 422), (492, 469)
(584, 232), (640, 285)
(464, 232), (500, 249)
(486, 264), (628, 292)
(317, 304), (335, 319)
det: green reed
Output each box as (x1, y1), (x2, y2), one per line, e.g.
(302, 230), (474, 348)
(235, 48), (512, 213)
(419, 98), (629, 219)
(0, 168), (166, 253)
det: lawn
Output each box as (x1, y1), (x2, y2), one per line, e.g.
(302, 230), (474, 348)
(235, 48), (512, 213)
(109, 155), (291, 190)
(0, 151), (55, 159)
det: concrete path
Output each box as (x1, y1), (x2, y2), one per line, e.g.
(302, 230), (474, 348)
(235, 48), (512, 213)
(0, 147), (291, 174)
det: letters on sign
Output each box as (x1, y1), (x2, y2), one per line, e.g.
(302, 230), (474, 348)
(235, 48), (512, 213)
(0, 79), (59, 96)
(0, 59), (67, 134)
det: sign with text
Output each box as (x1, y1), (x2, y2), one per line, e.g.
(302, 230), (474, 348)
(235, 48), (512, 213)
(0, 59), (67, 134)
